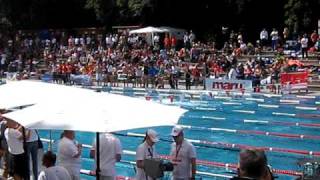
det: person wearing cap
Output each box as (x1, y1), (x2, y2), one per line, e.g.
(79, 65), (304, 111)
(135, 129), (159, 180)
(90, 133), (122, 180)
(170, 126), (196, 180)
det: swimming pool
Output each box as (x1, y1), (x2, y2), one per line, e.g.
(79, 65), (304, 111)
(39, 89), (320, 179)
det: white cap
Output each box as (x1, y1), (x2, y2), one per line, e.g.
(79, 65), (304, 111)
(147, 129), (159, 143)
(171, 126), (183, 137)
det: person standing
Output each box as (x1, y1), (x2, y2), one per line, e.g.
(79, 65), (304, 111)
(135, 129), (159, 180)
(38, 151), (71, 180)
(170, 126), (196, 180)
(58, 130), (82, 180)
(4, 120), (29, 180)
(260, 28), (268, 50)
(26, 129), (40, 180)
(270, 28), (279, 51)
(301, 34), (309, 59)
(90, 133), (122, 180)
(185, 68), (191, 90)
(0, 117), (9, 178)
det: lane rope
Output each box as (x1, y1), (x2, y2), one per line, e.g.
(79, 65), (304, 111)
(179, 124), (320, 140)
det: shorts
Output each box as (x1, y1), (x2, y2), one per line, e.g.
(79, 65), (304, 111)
(8, 152), (28, 178)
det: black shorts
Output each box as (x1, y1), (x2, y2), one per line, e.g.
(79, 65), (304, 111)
(8, 152), (28, 178)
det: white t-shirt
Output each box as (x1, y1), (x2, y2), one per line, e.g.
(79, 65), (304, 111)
(92, 133), (122, 177)
(170, 140), (196, 179)
(26, 129), (38, 142)
(270, 30), (279, 40)
(4, 128), (24, 155)
(228, 68), (238, 79)
(135, 142), (158, 180)
(58, 137), (81, 178)
(301, 37), (308, 48)
(38, 166), (72, 180)
(260, 30), (268, 40)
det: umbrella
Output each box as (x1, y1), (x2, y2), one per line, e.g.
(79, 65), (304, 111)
(0, 80), (100, 109)
(1, 80), (187, 180)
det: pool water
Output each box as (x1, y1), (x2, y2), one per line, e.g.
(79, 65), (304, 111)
(39, 92), (320, 180)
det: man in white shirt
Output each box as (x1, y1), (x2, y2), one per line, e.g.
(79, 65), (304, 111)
(301, 34), (309, 59)
(136, 129), (159, 180)
(58, 130), (82, 180)
(4, 120), (29, 180)
(38, 151), (71, 180)
(90, 133), (122, 180)
(270, 28), (279, 51)
(170, 126), (196, 180)
(260, 28), (268, 49)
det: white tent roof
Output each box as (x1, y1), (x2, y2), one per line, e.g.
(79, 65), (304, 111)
(159, 26), (186, 33)
(129, 26), (169, 34)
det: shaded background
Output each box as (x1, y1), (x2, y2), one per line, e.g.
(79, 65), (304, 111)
(0, 0), (319, 42)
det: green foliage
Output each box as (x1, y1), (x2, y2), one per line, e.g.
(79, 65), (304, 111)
(284, 0), (319, 33)
(85, 0), (116, 22)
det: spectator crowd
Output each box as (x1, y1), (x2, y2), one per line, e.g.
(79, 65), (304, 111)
(0, 27), (319, 90)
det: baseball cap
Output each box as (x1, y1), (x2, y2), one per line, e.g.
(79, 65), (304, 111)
(171, 126), (183, 137)
(147, 129), (159, 143)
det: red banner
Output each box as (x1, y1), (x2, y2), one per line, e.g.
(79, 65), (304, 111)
(280, 71), (308, 92)
(280, 71), (308, 85)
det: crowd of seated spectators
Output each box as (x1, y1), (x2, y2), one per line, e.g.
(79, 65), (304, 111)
(0, 27), (318, 90)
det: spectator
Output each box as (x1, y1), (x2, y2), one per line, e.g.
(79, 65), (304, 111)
(301, 34), (309, 59)
(234, 149), (274, 180)
(58, 130), (82, 180)
(283, 27), (289, 41)
(0, 117), (9, 178)
(270, 28), (279, 51)
(170, 126), (196, 180)
(4, 120), (29, 180)
(189, 30), (196, 47)
(26, 129), (40, 180)
(135, 129), (159, 180)
(310, 30), (318, 46)
(90, 133), (122, 180)
(38, 151), (71, 180)
(260, 28), (268, 49)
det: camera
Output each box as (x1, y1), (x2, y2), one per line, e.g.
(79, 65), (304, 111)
(144, 158), (174, 178)
(302, 162), (320, 180)
(159, 160), (174, 171)
(298, 159), (320, 180)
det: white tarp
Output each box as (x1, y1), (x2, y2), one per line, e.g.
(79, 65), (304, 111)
(129, 26), (168, 34)
(1, 80), (187, 132)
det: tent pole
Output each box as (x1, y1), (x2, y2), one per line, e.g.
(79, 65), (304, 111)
(96, 132), (100, 180)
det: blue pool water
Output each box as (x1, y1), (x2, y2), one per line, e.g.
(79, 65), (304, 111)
(39, 92), (320, 180)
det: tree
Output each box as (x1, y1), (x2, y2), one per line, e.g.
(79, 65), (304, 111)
(85, 0), (116, 24)
(284, 0), (319, 34)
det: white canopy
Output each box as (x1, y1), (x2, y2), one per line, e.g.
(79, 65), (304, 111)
(1, 81), (187, 132)
(129, 26), (168, 34)
(0, 80), (99, 109)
